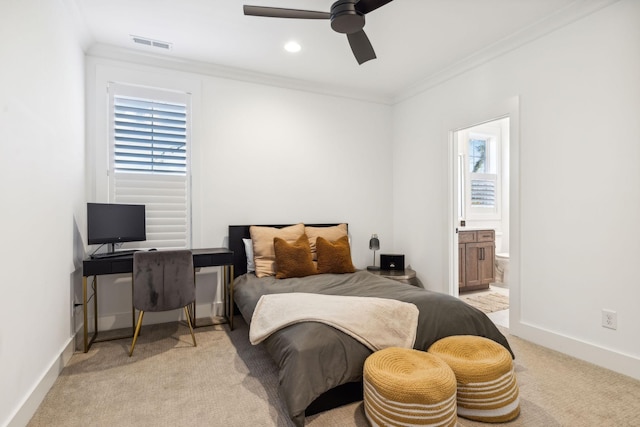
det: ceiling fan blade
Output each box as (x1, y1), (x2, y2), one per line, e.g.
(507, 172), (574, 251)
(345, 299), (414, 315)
(355, 0), (394, 14)
(243, 5), (330, 19)
(347, 30), (376, 65)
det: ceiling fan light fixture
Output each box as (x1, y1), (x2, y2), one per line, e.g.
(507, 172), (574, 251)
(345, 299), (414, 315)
(284, 41), (301, 53)
(330, 1), (365, 34)
(243, 0), (394, 63)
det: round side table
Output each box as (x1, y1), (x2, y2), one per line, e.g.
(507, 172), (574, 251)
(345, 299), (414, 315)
(370, 268), (420, 286)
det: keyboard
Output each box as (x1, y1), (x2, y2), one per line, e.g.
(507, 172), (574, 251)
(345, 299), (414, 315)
(90, 250), (139, 259)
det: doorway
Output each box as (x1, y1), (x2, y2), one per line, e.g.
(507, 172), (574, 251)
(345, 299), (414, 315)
(452, 117), (510, 326)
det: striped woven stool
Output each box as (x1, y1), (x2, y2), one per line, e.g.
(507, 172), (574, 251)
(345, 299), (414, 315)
(363, 347), (457, 427)
(428, 335), (520, 423)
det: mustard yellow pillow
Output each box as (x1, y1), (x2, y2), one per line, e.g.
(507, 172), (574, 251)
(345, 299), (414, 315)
(274, 234), (318, 279)
(250, 223), (305, 278)
(316, 235), (356, 274)
(305, 224), (348, 260)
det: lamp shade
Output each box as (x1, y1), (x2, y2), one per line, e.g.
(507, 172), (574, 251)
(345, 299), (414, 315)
(367, 234), (380, 271)
(369, 234), (380, 250)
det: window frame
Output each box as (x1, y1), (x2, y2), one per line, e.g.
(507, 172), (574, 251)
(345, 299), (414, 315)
(459, 125), (502, 221)
(106, 82), (192, 250)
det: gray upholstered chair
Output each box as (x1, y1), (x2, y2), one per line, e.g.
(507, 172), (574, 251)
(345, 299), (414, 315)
(129, 250), (197, 356)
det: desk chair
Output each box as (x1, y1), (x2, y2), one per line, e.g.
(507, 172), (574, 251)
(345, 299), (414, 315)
(129, 250), (197, 356)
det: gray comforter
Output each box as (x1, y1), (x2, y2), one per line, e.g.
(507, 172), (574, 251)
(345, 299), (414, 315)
(233, 270), (513, 426)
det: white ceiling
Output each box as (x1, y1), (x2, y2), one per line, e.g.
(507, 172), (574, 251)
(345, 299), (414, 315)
(72, 0), (612, 102)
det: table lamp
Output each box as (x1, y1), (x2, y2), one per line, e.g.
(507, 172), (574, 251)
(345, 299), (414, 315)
(367, 234), (380, 271)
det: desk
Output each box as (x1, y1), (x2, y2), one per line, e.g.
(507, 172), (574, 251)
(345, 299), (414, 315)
(81, 248), (234, 353)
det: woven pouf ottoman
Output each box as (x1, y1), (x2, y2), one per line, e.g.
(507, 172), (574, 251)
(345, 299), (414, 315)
(428, 335), (520, 423)
(363, 347), (458, 427)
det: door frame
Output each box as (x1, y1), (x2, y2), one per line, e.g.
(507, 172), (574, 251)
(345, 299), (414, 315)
(447, 96), (520, 327)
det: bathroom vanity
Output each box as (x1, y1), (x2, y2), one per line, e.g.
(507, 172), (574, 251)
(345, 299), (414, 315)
(458, 229), (495, 292)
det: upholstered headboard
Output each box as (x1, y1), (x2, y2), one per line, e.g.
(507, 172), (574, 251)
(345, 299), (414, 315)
(228, 224), (345, 278)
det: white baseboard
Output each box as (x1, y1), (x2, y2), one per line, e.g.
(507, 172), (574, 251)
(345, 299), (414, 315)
(510, 321), (640, 381)
(6, 337), (75, 427)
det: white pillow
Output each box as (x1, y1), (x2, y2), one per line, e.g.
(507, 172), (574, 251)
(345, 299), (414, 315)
(243, 238), (255, 273)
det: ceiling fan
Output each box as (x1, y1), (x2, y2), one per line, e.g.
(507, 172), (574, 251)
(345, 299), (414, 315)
(243, 0), (394, 65)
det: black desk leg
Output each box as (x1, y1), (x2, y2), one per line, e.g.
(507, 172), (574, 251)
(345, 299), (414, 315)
(83, 276), (98, 353)
(229, 265), (234, 331)
(191, 266), (197, 327)
(131, 273), (135, 336)
(83, 276), (88, 352)
(82, 274), (135, 353)
(223, 265), (229, 326)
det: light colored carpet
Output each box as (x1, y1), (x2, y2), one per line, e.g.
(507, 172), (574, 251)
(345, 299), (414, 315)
(461, 292), (509, 313)
(27, 317), (640, 427)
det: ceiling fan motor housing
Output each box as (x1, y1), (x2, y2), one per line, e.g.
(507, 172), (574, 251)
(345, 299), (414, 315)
(330, 0), (365, 34)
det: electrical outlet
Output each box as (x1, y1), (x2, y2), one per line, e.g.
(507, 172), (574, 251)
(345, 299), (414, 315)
(602, 309), (617, 330)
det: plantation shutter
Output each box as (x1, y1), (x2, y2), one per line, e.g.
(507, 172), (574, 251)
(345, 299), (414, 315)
(108, 83), (191, 250)
(470, 175), (497, 208)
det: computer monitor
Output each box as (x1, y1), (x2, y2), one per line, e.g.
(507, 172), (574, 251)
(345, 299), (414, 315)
(87, 203), (146, 249)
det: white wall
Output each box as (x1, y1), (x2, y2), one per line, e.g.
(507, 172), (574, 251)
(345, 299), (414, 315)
(0, 1), (86, 425)
(197, 78), (393, 254)
(85, 55), (393, 329)
(393, 0), (640, 379)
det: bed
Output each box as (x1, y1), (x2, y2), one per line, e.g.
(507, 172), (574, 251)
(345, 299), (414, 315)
(228, 224), (513, 427)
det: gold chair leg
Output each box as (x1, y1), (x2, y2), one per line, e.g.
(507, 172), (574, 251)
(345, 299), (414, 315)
(184, 306), (197, 347)
(129, 310), (145, 357)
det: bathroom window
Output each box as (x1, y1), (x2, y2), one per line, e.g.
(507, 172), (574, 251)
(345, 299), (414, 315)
(469, 137), (496, 208)
(459, 126), (501, 220)
(469, 138), (488, 173)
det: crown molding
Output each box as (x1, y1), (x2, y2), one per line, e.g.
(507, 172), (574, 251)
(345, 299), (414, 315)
(392, 0), (620, 104)
(86, 44), (393, 105)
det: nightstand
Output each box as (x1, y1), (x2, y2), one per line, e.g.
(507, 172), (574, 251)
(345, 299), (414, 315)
(370, 268), (420, 286)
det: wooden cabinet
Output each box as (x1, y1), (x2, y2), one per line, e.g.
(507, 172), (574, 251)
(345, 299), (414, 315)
(458, 230), (495, 292)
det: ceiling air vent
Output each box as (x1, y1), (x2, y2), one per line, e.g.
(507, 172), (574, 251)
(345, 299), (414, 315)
(130, 35), (172, 50)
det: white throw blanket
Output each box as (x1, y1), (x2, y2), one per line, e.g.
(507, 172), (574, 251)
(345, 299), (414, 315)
(249, 293), (419, 351)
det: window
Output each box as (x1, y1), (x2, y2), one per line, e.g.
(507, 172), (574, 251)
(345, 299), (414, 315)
(458, 125), (501, 220)
(108, 83), (191, 250)
(469, 138), (487, 173)
(113, 97), (187, 175)
(468, 137), (496, 208)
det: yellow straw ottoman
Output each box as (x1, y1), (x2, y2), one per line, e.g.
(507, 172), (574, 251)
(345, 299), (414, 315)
(428, 335), (520, 423)
(363, 347), (457, 427)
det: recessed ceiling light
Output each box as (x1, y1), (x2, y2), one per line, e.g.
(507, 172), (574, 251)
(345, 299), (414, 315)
(284, 41), (301, 53)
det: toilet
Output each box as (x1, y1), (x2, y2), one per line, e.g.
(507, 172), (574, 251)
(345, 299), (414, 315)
(495, 252), (509, 285)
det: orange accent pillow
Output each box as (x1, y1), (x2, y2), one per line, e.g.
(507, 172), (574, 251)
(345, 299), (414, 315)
(250, 223), (305, 278)
(274, 234), (318, 279)
(316, 235), (356, 274)
(305, 224), (348, 260)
